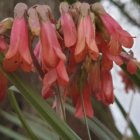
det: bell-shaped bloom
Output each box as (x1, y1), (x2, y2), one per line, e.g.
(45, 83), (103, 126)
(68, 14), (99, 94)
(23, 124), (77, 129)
(59, 2), (77, 47)
(0, 36), (7, 52)
(0, 71), (7, 101)
(75, 84), (93, 118)
(69, 82), (93, 118)
(96, 69), (114, 105)
(28, 7), (40, 36)
(74, 3), (99, 62)
(36, 5), (66, 71)
(92, 3), (134, 55)
(42, 61), (69, 99)
(3, 3), (32, 72)
(119, 71), (135, 93)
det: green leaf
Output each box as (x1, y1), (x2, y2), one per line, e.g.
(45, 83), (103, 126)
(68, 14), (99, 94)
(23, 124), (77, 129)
(0, 55), (81, 140)
(0, 125), (28, 140)
(115, 98), (140, 140)
(0, 110), (59, 140)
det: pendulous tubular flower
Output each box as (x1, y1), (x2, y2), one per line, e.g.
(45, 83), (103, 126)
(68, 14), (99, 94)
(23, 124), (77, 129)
(3, 3), (32, 72)
(92, 3), (134, 56)
(74, 3), (99, 62)
(59, 2), (77, 47)
(36, 5), (66, 70)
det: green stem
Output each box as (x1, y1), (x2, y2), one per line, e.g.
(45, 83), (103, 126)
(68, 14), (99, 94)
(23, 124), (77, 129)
(9, 91), (39, 140)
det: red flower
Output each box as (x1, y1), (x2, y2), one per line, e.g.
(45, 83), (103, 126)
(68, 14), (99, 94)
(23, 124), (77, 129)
(75, 84), (93, 118)
(92, 3), (134, 55)
(70, 82), (93, 118)
(75, 3), (99, 62)
(36, 5), (66, 71)
(42, 61), (69, 99)
(0, 71), (7, 101)
(60, 2), (77, 47)
(96, 69), (114, 105)
(3, 3), (32, 72)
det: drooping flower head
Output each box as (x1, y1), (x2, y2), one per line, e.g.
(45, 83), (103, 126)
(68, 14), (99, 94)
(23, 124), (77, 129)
(74, 3), (99, 62)
(92, 3), (134, 56)
(3, 3), (33, 72)
(59, 2), (77, 47)
(36, 5), (66, 71)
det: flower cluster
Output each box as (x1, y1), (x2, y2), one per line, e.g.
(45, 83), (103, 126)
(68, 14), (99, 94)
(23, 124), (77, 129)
(0, 2), (137, 118)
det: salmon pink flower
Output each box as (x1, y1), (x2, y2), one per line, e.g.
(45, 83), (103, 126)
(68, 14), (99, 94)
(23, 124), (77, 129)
(59, 2), (77, 47)
(75, 84), (93, 118)
(69, 82), (93, 118)
(92, 3), (134, 55)
(75, 3), (99, 62)
(3, 3), (32, 72)
(42, 61), (69, 99)
(97, 69), (114, 105)
(36, 5), (66, 71)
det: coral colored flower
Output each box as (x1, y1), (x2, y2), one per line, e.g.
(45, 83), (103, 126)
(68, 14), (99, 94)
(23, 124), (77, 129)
(75, 84), (93, 118)
(60, 2), (77, 47)
(42, 61), (69, 99)
(92, 3), (134, 55)
(96, 69), (114, 105)
(75, 3), (99, 62)
(0, 71), (7, 101)
(36, 5), (66, 71)
(3, 3), (32, 72)
(70, 82), (93, 118)
(119, 71), (135, 93)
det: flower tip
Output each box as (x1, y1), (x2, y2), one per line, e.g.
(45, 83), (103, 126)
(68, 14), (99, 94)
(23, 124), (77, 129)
(59, 2), (69, 14)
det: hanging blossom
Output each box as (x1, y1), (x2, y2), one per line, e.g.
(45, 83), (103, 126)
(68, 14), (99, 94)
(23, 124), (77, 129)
(0, 2), (138, 118)
(3, 3), (33, 72)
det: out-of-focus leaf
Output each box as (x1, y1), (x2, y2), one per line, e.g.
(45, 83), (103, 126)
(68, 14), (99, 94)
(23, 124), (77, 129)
(66, 103), (119, 140)
(0, 125), (28, 140)
(0, 110), (59, 140)
(115, 98), (140, 140)
(9, 91), (39, 140)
